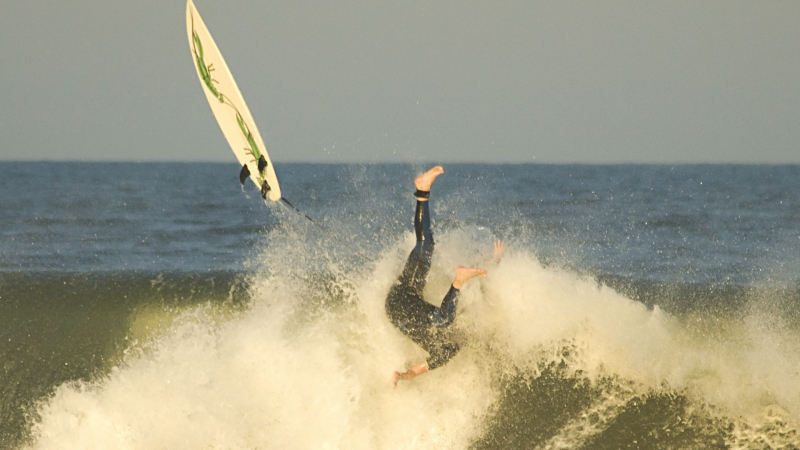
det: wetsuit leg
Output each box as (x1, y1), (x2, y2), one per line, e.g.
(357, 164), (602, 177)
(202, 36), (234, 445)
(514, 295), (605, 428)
(413, 200), (433, 257)
(427, 286), (462, 369)
(426, 341), (460, 370)
(432, 285), (460, 327)
(386, 200), (437, 328)
(386, 198), (462, 370)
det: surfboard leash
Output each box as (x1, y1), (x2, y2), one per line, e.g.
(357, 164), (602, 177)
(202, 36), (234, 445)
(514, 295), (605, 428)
(279, 197), (371, 261)
(279, 197), (322, 229)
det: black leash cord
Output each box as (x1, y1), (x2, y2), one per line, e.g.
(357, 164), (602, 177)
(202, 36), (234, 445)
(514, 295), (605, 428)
(279, 197), (370, 261)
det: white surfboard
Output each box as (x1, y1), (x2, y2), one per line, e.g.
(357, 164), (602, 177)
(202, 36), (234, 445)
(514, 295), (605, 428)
(186, 0), (281, 201)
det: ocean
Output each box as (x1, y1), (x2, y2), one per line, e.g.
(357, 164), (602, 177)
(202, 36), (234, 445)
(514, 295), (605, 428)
(2, 162), (799, 449)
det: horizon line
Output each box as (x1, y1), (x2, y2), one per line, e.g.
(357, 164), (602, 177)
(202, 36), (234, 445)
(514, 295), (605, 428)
(1, 159), (799, 166)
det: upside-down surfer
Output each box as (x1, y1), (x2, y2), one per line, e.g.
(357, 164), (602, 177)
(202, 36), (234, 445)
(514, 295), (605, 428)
(387, 166), (504, 388)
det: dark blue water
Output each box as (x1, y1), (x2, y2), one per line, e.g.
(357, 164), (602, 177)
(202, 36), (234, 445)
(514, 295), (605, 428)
(2, 162), (800, 449)
(0, 162), (273, 272)
(2, 163), (798, 285)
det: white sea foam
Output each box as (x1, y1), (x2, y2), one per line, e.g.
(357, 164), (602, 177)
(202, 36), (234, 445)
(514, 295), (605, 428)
(28, 227), (800, 449)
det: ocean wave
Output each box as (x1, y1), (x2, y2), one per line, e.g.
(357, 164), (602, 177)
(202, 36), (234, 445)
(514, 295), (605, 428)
(8, 226), (799, 449)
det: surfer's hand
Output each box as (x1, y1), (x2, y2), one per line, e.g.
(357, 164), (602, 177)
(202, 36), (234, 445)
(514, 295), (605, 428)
(491, 240), (505, 264)
(391, 371), (400, 389)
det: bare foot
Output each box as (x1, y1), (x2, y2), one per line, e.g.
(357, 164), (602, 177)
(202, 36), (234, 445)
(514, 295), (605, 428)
(491, 240), (505, 264)
(391, 371), (400, 389)
(414, 166), (445, 198)
(452, 266), (487, 289)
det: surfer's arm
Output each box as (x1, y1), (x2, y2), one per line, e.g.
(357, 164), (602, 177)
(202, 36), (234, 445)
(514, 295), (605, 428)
(391, 361), (429, 389)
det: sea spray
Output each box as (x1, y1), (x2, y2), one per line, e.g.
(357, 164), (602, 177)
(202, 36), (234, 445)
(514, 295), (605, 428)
(25, 228), (800, 449)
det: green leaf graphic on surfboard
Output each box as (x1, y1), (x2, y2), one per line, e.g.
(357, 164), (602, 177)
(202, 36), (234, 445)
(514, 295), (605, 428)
(190, 24), (268, 180)
(192, 30), (223, 103)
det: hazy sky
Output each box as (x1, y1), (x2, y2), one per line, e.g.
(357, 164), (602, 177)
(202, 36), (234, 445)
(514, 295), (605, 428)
(2, 1), (799, 163)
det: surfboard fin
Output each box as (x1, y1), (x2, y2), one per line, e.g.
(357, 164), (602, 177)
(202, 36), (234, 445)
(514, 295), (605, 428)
(258, 155), (268, 174)
(260, 180), (271, 199)
(239, 164), (250, 185)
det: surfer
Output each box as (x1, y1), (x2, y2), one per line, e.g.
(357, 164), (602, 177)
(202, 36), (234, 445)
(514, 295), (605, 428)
(387, 166), (504, 388)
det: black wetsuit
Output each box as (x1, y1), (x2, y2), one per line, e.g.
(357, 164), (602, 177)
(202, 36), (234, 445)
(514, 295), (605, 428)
(385, 199), (460, 370)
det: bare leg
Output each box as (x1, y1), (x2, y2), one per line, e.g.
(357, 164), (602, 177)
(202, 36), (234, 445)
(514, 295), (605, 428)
(391, 361), (429, 389)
